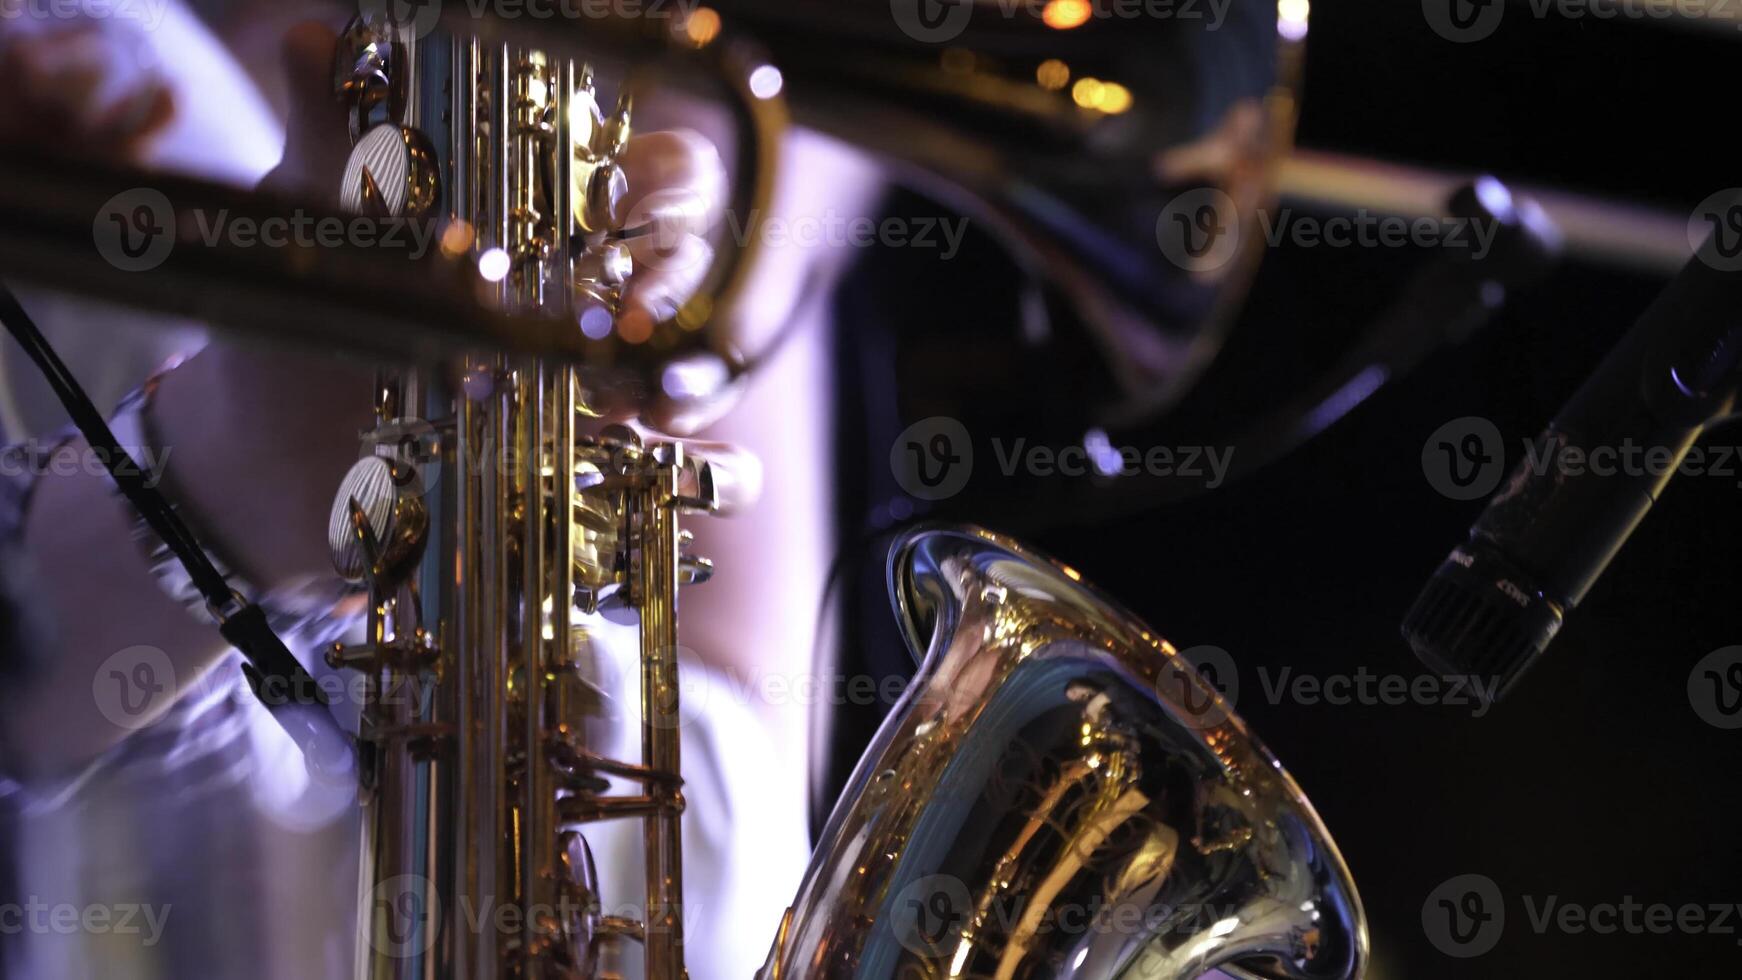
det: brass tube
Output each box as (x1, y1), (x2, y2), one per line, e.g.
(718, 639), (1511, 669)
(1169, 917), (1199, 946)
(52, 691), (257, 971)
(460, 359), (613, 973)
(637, 464), (686, 976)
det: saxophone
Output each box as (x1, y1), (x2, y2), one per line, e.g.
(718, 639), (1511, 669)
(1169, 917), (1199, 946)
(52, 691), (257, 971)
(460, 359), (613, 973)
(321, 5), (1365, 979)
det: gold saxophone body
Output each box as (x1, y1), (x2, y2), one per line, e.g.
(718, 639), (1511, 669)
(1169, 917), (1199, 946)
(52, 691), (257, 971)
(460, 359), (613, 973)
(231, 4), (1367, 978)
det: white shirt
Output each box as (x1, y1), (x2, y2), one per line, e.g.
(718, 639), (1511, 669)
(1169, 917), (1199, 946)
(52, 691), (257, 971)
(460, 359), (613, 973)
(0, 6), (811, 977)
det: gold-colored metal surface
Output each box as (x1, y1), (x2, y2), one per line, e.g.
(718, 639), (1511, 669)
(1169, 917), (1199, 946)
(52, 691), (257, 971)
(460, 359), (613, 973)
(633, 449), (687, 977)
(301, 6), (1356, 980)
(330, 15), (727, 979)
(0, 2), (1368, 975)
(761, 527), (1367, 979)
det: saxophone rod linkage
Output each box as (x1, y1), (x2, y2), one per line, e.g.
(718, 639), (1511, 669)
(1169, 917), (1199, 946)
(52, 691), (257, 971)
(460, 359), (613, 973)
(635, 459), (688, 978)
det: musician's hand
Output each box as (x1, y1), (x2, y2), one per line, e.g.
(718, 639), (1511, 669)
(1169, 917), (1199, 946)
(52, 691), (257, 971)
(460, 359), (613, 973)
(265, 22), (731, 435)
(613, 129), (728, 330)
(0, 22), (176, 163)
(266, 21), (729, 258)
(257, 21), (352, 197)
(152, 23), (735, 597)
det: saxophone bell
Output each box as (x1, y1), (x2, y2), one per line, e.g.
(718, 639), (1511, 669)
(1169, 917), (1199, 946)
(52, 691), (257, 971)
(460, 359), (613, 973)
(763, 526), (1366, 980)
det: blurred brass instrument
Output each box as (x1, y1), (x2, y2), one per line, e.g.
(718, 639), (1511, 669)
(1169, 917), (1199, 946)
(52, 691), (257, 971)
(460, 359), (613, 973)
(0, 2), (1366, 978)
(762, 526), (1365, 979)
(323, 17), (738, 977)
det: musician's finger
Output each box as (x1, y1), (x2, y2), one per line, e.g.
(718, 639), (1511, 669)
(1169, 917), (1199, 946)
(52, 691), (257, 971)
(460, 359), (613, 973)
(96, 86), (177, 160)
(601, 421), (764, 513)
(261, 22), (349, 198)
(0, 26), (175, 159)
(616, 128), (726, 233)
(9, 27), (108, 128)
(622, 231), (715, 308)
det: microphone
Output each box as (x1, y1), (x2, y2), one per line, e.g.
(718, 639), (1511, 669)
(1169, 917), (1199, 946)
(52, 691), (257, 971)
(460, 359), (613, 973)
(1403, 202), (1742, 705)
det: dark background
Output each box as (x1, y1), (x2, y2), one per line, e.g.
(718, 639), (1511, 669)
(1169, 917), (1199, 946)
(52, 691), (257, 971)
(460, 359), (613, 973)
(830, 3), (1742, 978)
(1077, 7), (1742, 977)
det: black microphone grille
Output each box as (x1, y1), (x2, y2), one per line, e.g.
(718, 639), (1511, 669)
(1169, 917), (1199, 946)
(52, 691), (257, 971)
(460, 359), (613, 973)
(1401, 541), (1566, 705)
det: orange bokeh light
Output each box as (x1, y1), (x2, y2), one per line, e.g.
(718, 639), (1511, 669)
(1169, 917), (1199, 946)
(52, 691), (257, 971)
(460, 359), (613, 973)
(683, 7), (721, 46)
(1042, 0), (1092, 30)
(617, 308), (655, 345)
